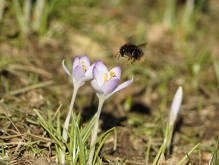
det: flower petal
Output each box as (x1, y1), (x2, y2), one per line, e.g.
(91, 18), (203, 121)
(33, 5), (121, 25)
(112, 77), (133, 94)
(91, 80), (104, 95)
(80, 55), (90, 68)
(95, 61), (108, 81)
(62, 60), (72, 78)
(81, 74), (93, 82)
(109, 67), (122, 79)
(93, 67), (104, 87)
(85, 63), (96, 77)
(169, 86), (183, 125)
(102, 78), (119, 95)
(73, 65), (85, 81)
(72, 56), (80, 70)
(81, 62), (96, 82)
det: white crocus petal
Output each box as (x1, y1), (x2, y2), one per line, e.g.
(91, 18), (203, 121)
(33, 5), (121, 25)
(82, 63), (96, 82)
(112, 77), (134, 94)
(62, 60), (72, 78)
(169, 86), (183, 125)
(85, 63), (96, 76)
(91, 80), (104, 95)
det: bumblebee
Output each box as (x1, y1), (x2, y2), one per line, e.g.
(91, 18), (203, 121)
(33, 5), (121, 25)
(116, 43), (146, 63)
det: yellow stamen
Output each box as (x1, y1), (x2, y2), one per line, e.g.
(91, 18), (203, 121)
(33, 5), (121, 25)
(104, 73), (108, 82)
(109, 71), (116, 78)
(78, 61), (87, 71)
(104, 71), (116, 82)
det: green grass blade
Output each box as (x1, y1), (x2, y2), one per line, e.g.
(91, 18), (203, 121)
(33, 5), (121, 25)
(34, 109), (65, 148)
(81, 114), (96, 142)
(213, 60), (219, 89)
(90, 127), (115, 165)
(209, 138), (219, 165)
(93, 129), (114, 165)
(177, 143), (200, 165)
(76, 121), (86, 165)
(145, 136), (152, 165)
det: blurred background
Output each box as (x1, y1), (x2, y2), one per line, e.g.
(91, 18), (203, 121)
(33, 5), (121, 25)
(0, 0), (219, 163)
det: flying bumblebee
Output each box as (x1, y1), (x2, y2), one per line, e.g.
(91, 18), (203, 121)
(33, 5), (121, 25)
(116, 43), (147, 64)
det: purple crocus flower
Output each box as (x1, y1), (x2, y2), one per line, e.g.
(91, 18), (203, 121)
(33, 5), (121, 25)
(61, 55), (95, 164)
(62, 55), (95, 88)
(91, 60), (133, 100)
(88, 60), (133, 165)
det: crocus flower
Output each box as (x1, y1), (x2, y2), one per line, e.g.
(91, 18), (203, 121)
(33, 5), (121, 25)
(62, 55), (95, 88)
(88, 60), (133, 165)
(91, 60), (133, 100)
(61, 55), (95, 164)
(169, 86), (183, 126)
(166, 86), (183, 155)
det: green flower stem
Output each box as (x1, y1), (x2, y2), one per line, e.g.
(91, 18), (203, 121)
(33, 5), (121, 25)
(60, 85), (79, 164)
(87, 98), (105, 165)
(167, 124), (174, 155)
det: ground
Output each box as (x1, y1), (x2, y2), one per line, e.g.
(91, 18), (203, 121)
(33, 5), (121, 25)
(0, 0), (219, 165)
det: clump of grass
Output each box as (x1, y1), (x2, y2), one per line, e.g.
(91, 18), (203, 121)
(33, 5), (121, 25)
(34, 108), (114, 165)
(10, 0), (61, 37)
(209, 138), (219, 165)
